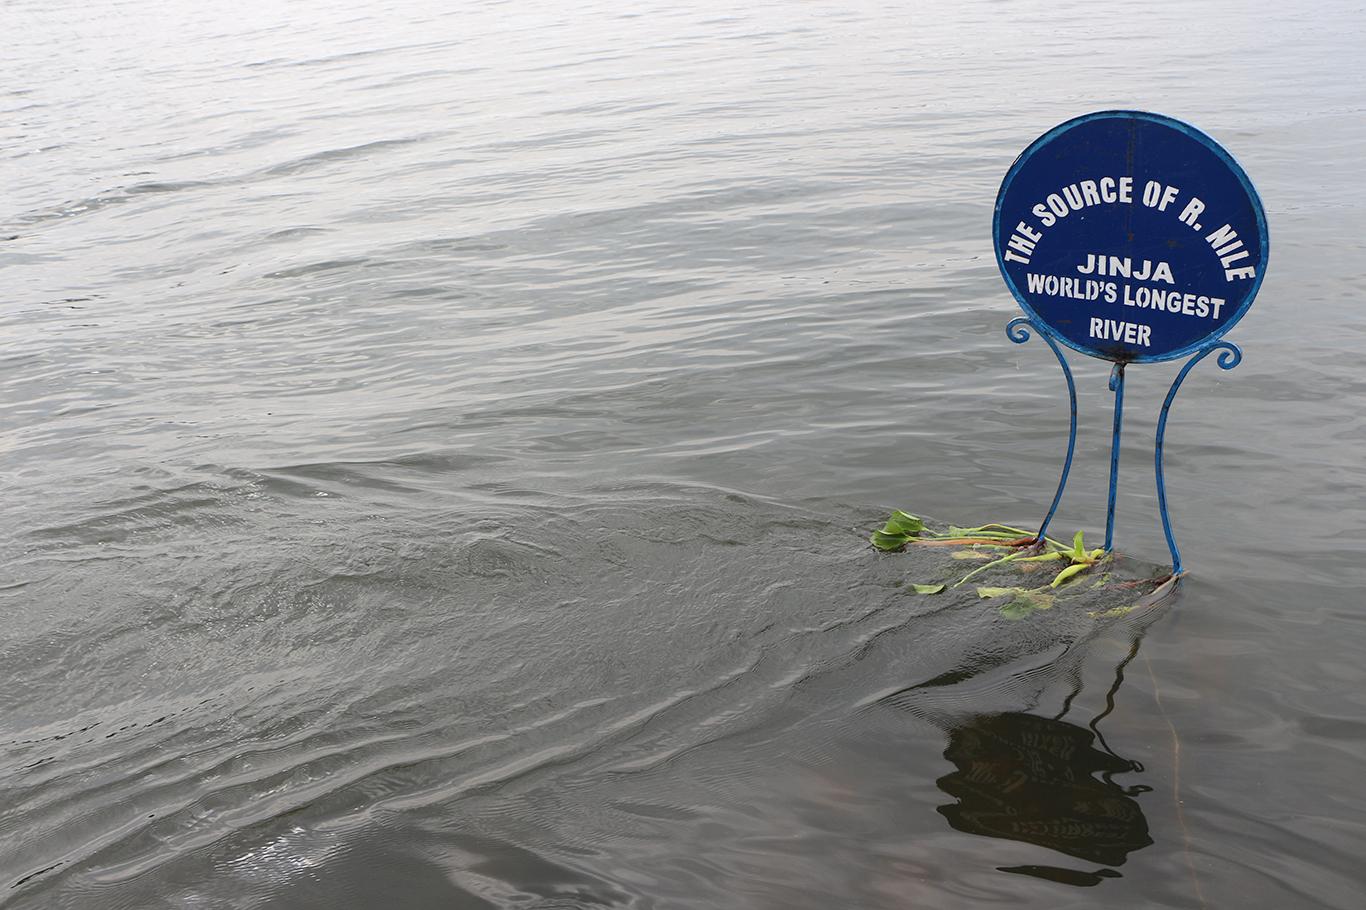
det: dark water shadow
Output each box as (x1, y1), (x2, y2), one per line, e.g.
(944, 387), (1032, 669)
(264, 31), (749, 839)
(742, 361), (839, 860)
(873, 595), (1166, 888)
(937, 710), (1151, 883)
(935, 621), (1157, 887)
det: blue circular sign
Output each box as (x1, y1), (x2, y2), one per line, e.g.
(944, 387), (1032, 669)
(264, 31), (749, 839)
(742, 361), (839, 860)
(994, 111), (1269, 363)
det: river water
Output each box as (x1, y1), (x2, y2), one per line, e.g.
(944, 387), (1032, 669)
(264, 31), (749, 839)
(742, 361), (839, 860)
(4, 1), (1366, 907)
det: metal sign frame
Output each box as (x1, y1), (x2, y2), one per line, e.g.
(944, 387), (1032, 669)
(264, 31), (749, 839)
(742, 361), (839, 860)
(995, 112), (1268, 577)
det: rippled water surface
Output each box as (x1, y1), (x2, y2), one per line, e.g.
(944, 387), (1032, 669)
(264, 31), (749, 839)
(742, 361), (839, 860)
(5, 1), (1366, 907)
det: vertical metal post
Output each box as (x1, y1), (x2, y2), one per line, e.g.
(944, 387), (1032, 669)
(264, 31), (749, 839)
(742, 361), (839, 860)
(1104, 363), (1126, 552)
(1005, 322), (1243, 575)
(1006, 317), (1077, 543)
(1155, 342), (1242, 576)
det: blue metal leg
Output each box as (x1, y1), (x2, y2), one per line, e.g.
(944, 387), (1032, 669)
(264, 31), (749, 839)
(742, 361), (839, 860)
(1155, 342), (1243, 576)
(1006, 317), (1077, 543)
(1104, 363), (1126, 552)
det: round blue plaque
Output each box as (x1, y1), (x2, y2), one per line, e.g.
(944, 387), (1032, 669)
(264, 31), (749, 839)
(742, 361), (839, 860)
(994, 111), (1268, 363)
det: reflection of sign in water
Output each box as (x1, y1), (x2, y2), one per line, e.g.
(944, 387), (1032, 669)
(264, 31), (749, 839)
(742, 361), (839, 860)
(936, 712), (1152, 868)
(994, 111), (1268, 363)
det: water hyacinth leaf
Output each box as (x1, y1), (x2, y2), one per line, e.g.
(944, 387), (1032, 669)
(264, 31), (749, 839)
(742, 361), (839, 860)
(871, 530), (910, 551)
(870, 511), (928, 550)
(870, 510), (1153, 612)
(881, 511), (925, 536)
(1070, 530), (1087, 561)
(1088, 605), (1138, 618)
(999, 590), (1056, 619)
(1051, 562), (1091, 588)
(976, 586), (1025, 599)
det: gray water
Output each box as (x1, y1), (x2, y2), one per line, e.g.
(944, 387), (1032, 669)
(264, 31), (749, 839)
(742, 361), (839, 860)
(4, 0), (1366, 906)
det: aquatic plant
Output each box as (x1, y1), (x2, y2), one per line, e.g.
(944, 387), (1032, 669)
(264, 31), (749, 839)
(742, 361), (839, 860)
(870, 511), (1127, 618)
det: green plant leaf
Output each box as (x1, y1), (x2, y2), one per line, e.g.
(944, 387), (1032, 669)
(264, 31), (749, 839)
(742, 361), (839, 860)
(999, 591), (1056, 619)
(1088, 605), (1137, 618)
(1051, 562), (1091, 588)
(975, 586), (1024, 599)
(910, 583), (946, 595)
(1070, 530), (1086, 561)
(871, 531), (910, 551)
(951, 549), (995, 560)
(881, 511), (925, 536)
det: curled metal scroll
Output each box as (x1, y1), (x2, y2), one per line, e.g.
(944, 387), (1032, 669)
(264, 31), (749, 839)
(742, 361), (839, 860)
(1007, 317), (1076, 543)
(1154, 341), (1243, 576)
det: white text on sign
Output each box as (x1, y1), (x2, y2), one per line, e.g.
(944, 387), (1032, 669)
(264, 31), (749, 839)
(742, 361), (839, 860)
(1001, 176), (1257, 284)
